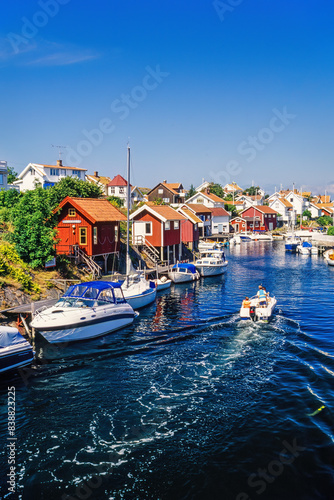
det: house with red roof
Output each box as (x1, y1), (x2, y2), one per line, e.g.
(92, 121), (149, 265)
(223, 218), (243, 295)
(146, 181), (186, 205)
(185, 204), (213, 237)
(176, 205), (201, 250)
(54, 196), (126, 273)
(210, 207), (230, 234)
(130, 204), (186, 263)
(231, 205), (278, 232)
(107, 174), (144, 208)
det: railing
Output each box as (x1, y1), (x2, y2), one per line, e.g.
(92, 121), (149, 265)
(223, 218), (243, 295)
(133, 235), (160, 260)
(71, 245), (102, 278)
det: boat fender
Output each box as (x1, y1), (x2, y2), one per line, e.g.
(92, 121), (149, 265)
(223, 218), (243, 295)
(307, 405), (325, 417)
(149, 280), (156, 289)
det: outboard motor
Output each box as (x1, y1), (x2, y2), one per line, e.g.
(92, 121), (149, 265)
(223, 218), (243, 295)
(250, 306), (257, 322)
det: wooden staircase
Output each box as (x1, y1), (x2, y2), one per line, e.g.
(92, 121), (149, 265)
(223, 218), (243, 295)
(133, 235), (162, 266)
(71, 245), (102, 279)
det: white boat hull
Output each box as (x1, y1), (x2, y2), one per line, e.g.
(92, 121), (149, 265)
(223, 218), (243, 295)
(156, 278), (172, 290)
(123, 287), (157, 309)
(168, 271), (199, 283)
(240, 296), (277, 323)
(0, 327), (35, 373)
(196, 262), (228, 277)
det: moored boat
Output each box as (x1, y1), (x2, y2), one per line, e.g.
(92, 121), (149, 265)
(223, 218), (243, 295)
(156, 276), (172, 290)
(324, 249), (334, 266)
(195, 252), (228, 277)
(285, 236), (301, 252)
(168, 263), (200, 283)
(0, 326), (35, 374)
(31, 281), (136, 343)
(121, 272), (157, 309)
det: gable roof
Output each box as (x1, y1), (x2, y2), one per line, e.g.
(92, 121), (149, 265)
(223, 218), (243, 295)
(130, 203), (187, 222)
(86, 174), (111, 186)
(108, 174), (130, 187)
(177, 206), (202, 224)
(56, 196), (127, 223)
(185, 203), (213, 214)
(210, 207), (230, 217)
(241, 205), (278, 215)
(272, 197), (293, 208)
(146, 182), (183, 197)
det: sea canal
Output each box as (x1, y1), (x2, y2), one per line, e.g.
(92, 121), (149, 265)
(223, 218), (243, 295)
(1, 241), (333, 499)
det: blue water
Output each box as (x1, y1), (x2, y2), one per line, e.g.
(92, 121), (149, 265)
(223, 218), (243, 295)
(1, 241), (334, 500)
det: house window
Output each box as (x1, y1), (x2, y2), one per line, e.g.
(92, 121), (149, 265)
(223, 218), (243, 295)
(79, 227), (87, 245)
(119, 187), (124, 194)
(145, 222), (152, 235)
(0, 174), (3, 185)
(109, 187), (115, 194)
(163, 197), (170, 203)
(197, 198), (204, 203)
(72, 170), (81, 178)
(68, 208), (76, 217)
(50, 168), (59, 176)
(158, 189), (163, 194)
(115, 226), (118, 242)
(93, 227), (98, 245)
(165, 221), (170, 230)
(174, 220), (179, 229)
(61, 169), (66, 176)
(30, 169), (35, 175)
(194, 224), (197, 230)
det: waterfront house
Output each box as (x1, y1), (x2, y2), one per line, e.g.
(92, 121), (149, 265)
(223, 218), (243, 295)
(239, 205), (278, 231)
(185, 203), (213, 237)
(176, 205), (201, 250)
(236, 194), (264, 208)
(54, 196), (126, 273)
(13, 160), (87, 192)
(146, 181), (186, 205)
(269, 197), (294, 225)
(186, 189), (225, 208)
(107, 174), (144, 208)
(0, 161), (8, 190)
(86, 171), (111, 196)
(210, 207), (230, 234)
(130, 204), (186, 263)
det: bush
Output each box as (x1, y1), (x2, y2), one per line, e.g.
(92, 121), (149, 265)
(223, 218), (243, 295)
(327, 226), (334, 235)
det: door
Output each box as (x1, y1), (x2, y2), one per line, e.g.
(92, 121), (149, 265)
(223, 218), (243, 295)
(269, 222), (273, 231)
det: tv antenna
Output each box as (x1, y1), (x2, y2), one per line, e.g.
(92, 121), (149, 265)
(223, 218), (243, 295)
(51, 144), (67, 161)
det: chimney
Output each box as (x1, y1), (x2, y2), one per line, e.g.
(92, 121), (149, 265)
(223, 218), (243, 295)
(57, 159), (62, 167)
(94, 171), (98, 177)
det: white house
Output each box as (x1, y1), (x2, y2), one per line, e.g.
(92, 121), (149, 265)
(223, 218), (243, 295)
(283, 191), (307, 215)
(0, 161), (8, 190)
(223, 182), (243, 195)
(236, 194), (264, 209)
(107, 174), (144, 208)
(13, 160), (87, 192)
(269, 197), (294, 224)
(195, 180), (211, 192)
(210, 207), (230, 234)
(186, 190), (225, 208)
(86, 171), (111, 196)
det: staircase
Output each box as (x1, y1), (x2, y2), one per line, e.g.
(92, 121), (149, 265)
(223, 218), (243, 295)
(71, 245), (102, 279)
(133, 235), (162, 266)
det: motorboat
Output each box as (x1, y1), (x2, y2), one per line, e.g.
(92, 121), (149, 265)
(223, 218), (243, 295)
(198, 240), (224, 252)
(248, 232), (273, 241)
(155, 276), (172, 290)
(30, 281), (136, 343)
(240, 294), (277, 323)
(168, 263), (200, 283)
(121, 272), (157, 309)
(230, 235), (241, 245)
(324, 249), (334, 267)
(297, 241), (312, 255)
(285, 235), (301, 252)
(195, 252), (228, 277)
(0, 326), (35, 374)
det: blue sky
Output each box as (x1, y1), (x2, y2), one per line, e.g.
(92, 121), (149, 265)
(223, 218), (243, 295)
(1, 0), (334, 194)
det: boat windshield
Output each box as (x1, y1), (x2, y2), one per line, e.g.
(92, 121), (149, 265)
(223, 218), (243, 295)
(57, 284), (125, 307)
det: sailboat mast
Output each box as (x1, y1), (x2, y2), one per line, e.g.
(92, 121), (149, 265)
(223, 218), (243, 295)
(126, 144), (130, 282)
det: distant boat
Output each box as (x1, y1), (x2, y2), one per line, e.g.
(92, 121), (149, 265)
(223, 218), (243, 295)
(297, 241), (312, 255)
(285, 236), (301, 252)
(168, 263), (200, 283)
(31, 281), (136, 343)
(0, 326), (35, 374)
(195, 252), (228, 277)
(324, 249), (334, 266)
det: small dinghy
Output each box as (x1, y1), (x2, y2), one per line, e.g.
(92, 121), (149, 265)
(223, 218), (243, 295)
(156, 275), (172, 290)
(240, 293), (277, 323)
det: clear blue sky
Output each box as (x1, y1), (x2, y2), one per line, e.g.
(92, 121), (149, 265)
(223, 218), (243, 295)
(1, 0), (334, 194)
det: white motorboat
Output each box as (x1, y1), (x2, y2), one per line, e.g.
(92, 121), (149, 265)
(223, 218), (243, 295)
(248, 233), (273, 241)
(285, 235), (301, 252)
(195, 252), (228, 277)
(198, 240), (224, 252)
(121, 272), (157, 308)
(0, 326), (35, 374)
(30, 281), (136, 343)
(324, 249), (334, 266)
(297, 241), (312, 255)
(156, 276), (172, 290)
(240, 294), (277, 323)
(168, 263), (200, 283)
(230, 235), (241, 245)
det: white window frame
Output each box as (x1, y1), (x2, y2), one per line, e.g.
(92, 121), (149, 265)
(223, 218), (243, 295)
(174, 220), (179, 229)
(158, 188), (163, 194)
(165, 221), (170, 230)
(145, 222), (152, 235)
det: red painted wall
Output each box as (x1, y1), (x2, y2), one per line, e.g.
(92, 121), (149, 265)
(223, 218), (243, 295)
(163, 220), (181, 246)
(133, 212), (162, 246)
(180, 219), (199, 243)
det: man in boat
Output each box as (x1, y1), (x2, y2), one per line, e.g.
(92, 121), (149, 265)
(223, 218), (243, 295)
(257, 286), (267, 307)
(242, 297), (251, 308)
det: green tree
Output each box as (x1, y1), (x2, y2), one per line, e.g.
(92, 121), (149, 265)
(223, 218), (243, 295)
(7, 165), (18, 184)
(223, 193), (233, 201)
(209, 183), (224, 199)
(224, 203), (237, 217)
(0, 189), (22, 208)
(186, 184), (196, 200)
(327, 226), (334, 235)
(317, 215), (333, 226)
(47, 176), (103, 210)
(107, 196), (124, 208)
(302, 210), (312, 219)
(243, 186), (260, 196)
(11, 188), (57, 268)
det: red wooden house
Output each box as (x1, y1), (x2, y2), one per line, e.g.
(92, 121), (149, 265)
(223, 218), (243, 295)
(54, 196), (126, 272)
(231, 205), (278, 232)
(176, 205), (201, 250)
(130, 204), (186, 263)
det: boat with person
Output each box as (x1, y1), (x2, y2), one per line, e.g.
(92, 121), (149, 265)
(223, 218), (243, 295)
(30, 281), (136, 343)
(324, 249), (334, 266)
(168, 263), (200, 283)
(239, 287), (277, 323)
(0, 326), (35, 374)
(195, 252), (228, 277)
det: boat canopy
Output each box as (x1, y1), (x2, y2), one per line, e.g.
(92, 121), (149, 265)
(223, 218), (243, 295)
(63, 281), (122, 298)
(0, 327), (27, 348)
(172, 263), (197, 273)
(302, 241), (312, 248)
